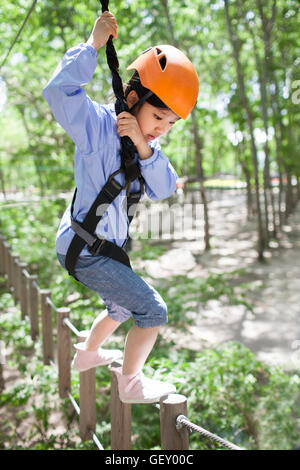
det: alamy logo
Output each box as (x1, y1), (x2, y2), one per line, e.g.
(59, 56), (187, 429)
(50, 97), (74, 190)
(291, 340), (300, 368)
(93, 197), (203, 241)
(291, 80), (300, 104)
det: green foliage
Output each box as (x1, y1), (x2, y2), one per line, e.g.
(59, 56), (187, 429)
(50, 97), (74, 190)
(0, 198), (66, 287)
(142, 342), (300, 450)
(1, 197), (300, 449)
(2, 291), (299, 450)
(1, 0), (299, 450)
(0, 303), (102, 450)
(0, 0), (299, 194)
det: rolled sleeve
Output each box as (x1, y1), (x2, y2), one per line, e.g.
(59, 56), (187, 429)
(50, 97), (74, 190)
(138, 147), (161, 167)
(139, 142), (178, 201)
(42, 43), (102, 155)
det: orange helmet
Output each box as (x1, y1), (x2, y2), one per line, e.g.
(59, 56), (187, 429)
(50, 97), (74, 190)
(127, 45), (199, 120)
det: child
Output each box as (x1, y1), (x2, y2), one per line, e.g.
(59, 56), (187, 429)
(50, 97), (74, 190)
(43, 12), (199, 404)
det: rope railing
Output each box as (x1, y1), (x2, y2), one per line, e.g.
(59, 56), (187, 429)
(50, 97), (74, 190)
(66, 389), (80, 416)
(0, 188), (248, 246)
(176, 415), (244, 450)
(49, 353), (104, 451)
(0, 191), (74, 209)
(0, 232), (243, 451)
(63, 317), (82, 337)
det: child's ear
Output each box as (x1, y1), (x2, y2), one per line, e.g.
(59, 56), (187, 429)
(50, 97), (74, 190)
(126, 90), (139, 109)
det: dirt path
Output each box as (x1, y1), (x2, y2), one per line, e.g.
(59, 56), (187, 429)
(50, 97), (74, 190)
(138, 193), (300, 370)
(1, 191), (299, 448)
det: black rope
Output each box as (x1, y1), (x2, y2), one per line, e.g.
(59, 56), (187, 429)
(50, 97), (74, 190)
(99, 0), (140, 184)
(176, 415), (244, 451)
(100, 0), (125, 107)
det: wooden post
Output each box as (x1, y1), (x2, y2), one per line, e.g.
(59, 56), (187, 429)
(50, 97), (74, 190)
(7, 247), (12, 290)
(15, 259), (21, 305)
(4, 242), (10, 289)
(148, 210), (152, 240)
(40, 289), (53, 365)
(159, 210), (163, 239)
(12, 256), (19, 304)
(9, 249), (16, 301)
(110, 362), (131, 450)
(192, 202), (196, 233)
(170, 205), (175, 239)
(9, 252), (14, 293)
(57, 307), (71, 398)
(77, 335), (96, 442)
(79, 368), (96, 441)
(8, 250), (14, 297)
(0, 235), (5, 276)
(19, 263), (28, 320)
(29, 275), (39, 340)
(160, 394), (189, 450)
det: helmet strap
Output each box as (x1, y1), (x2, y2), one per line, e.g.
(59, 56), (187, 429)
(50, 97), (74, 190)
(130, 90), (153, 114)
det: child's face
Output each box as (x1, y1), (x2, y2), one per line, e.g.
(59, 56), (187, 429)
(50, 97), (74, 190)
(134, 101), (180, 142)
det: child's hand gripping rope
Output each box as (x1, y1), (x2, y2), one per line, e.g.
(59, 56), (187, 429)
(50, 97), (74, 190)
(86, 11), (118, 51)
(116, 112), (144, 147)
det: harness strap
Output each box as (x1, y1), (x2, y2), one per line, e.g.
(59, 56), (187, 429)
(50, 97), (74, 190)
(65, 172), (123, 279)
(66, 229), (132, 280)
(71, 219), (97, 247)
(65, 172), (143, 279)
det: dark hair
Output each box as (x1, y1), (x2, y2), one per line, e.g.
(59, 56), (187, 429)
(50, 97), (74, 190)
(124, 70), (168, 110)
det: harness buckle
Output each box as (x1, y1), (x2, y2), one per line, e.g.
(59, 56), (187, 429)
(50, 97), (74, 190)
(88, 237), (106, 256)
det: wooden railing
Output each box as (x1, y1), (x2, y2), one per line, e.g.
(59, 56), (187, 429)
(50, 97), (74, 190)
(0, 233), (243, 450)
(0, 233), (189, 450)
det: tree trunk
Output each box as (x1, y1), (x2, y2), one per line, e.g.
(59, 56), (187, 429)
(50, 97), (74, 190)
(0, 157), (7, 200)
(161, 0), (179, 48)
(224, 0), (265, 261)
(160, 0), (210, 251)
(239, 155), (253, 220)
(270, 66), (297, 224)
(256, 0), (278, 238)
(286, 76), (297, 214)
(191, 110), (210, 251)
(0, 364), (4, 392)
(244, 22), (270, 240)
(284, 166), (294, 220)
(269, 73), (285, 228)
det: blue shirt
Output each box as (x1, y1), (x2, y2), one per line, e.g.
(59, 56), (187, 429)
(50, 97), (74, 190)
(43, 43), (178, 256)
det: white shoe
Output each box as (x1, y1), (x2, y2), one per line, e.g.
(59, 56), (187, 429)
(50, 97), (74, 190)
(111, 366), (176, 404)
(72, 344), (123, 372)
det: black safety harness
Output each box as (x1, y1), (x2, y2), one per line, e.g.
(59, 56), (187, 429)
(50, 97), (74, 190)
(65, 0), (145, 280)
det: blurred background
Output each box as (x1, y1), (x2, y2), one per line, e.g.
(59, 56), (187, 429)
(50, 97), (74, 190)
(0, 0), (299, 451)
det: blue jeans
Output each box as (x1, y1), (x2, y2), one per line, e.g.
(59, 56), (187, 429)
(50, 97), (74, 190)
(57, 252), (168, 329)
